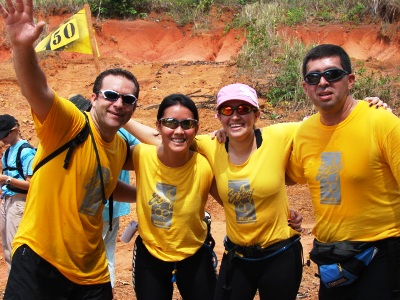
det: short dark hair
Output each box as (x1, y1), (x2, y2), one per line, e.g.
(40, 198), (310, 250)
(157, 94), (199, 121)
(93, 68), (140, 99)
(302, 44), (352, 78)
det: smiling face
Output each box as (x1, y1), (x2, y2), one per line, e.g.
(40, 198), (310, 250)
(156, 104), (199, 155)
(302, 56), (355, 114)
(217, 100), (260, 141)
(90, 74), (137, 141)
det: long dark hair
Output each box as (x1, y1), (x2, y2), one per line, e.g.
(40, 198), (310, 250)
(157, 94), (199, 121)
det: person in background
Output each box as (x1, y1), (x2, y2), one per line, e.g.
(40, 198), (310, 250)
(287, 44), (400, 300)
(0, 0), (140, 298)
(0, 114), (35, 272)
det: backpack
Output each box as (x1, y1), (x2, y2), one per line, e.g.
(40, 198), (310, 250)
(3, 142), (35, 179)
(2, 142), (36, 194)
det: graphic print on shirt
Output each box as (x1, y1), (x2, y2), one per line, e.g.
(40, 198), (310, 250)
(80, 166), (111, 216)
(149, 182), (176, 229)
(228, 179), (256, 223)
(316, 152), (342, 205)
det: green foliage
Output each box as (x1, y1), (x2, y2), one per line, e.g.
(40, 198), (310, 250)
(265, 42), (309, 105)
(33, 0), (86, 14)
(345, 2), (367, 22)
(285, 7), (306, 26)
(353, 64), (399, 107)
(87, 0), (151, 19)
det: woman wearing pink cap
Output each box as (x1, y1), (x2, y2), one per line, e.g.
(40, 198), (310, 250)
(193, 83), (303, 300)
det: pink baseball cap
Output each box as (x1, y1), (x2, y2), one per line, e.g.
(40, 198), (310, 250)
(216, 83), (259, 109)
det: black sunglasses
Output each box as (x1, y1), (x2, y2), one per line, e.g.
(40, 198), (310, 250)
(218, 105), (257, 116)
(159, 118), (198, 130)
(304, 68), (349, 85)
(98, 90), (138, 105)
(2, 128), (16, 139)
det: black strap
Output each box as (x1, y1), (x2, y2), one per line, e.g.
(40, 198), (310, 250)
(224, 128), (263, 153)
(32, 118), (90, 174)
(85, 114), (110, 230)
(6, 184), (28, 194)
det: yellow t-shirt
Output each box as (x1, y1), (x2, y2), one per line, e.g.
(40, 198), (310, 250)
(195, 122), (300, 248)
(13, 93), (128, 284)
(287, 101), (400, 243)
(133, 143), (213, 261)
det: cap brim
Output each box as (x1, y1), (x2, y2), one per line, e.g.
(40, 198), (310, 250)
(0, 130), (9, 139)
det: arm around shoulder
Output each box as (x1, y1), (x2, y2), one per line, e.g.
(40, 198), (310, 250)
(124, 119), (161, 146)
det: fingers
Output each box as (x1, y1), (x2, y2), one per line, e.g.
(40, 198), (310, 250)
(288, 209), (303, 232)
(210, 130), (217, 140)
(4, 0), (16, 14)
(15, 0), (24, 13)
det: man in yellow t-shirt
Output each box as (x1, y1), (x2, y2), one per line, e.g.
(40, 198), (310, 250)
(287, 44), (400, 300)
(1, 1), (140, 299)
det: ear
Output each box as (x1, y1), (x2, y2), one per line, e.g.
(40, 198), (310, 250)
(348, 73), (356, 90)
(90, 93), (97, 106)
(131, 103), (137, 114)
(302, 80), (308, 93)
(155, 120), (161, 132)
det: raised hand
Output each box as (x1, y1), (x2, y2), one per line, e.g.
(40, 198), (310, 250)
(0, 0), (46, 47)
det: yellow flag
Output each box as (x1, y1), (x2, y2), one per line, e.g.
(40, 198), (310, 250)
(35, 8), (99, 56)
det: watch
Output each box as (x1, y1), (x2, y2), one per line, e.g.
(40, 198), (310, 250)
(5, 177), (11, 185)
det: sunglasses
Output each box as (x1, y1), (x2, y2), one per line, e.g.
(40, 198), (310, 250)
(159, 118), (198, 130)
(2, 128), (16, 139)
(304, 68), (349, 85)
(218, 105), (257, 116)
(97, 90), (138, 105)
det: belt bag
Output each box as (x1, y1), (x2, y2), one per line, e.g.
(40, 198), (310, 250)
(310, 240), (378, 288)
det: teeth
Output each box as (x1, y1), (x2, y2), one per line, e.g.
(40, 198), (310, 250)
(172, 138), (185, 143)
(230, 124), (241, 128)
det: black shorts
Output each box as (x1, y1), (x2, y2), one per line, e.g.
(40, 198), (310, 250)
(133, 235), (217, 300)
(4, 244), (112, 300)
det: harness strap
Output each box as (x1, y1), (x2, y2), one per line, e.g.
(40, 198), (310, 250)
(225, 128), (263, 153)
(5, 185), (28, 194)
(32, 117), (90, 174)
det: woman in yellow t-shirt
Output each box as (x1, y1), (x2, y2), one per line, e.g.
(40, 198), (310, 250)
(193, 84), (303, 300)
(122, 94), (220, 300)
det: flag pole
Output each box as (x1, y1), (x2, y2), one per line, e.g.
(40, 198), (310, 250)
(84, 4), (100, 73)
